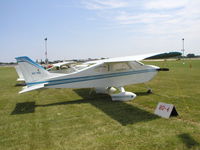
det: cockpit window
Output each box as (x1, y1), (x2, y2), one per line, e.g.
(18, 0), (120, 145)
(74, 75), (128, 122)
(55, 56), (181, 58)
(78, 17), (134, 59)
(95, 62), (131, 72)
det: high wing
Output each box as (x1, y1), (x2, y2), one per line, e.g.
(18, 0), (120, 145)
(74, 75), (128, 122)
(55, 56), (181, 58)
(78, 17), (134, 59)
(84, 53), (158, 64)
(84, 52), (181, 64)
(102, 53), (159, 63)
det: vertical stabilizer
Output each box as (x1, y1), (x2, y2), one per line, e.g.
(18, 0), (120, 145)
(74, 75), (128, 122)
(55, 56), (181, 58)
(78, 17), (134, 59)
(15, 65), (25, 81)
(15, 56), (50, 83)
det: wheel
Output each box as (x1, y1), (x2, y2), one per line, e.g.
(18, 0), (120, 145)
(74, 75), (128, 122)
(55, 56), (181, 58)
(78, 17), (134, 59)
(147, 89), (153, 94)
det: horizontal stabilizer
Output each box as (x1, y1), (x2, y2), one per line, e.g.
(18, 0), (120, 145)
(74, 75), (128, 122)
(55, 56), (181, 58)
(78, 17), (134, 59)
(19, 83), (45, 94)
(17, 78), (25, 82)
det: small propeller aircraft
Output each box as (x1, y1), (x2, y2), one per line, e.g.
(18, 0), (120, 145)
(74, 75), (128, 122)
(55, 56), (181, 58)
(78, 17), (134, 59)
(15, 52), (179, 101)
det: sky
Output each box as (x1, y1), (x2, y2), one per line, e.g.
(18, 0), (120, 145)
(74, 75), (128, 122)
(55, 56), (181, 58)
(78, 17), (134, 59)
(0, 0), (200, 62)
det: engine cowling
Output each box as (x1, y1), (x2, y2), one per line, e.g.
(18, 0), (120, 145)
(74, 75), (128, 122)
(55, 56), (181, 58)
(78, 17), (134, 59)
(110, 92), (136, 101)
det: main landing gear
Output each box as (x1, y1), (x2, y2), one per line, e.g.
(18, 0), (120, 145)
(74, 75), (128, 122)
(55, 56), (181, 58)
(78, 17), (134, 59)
(110, 87), (136, 101)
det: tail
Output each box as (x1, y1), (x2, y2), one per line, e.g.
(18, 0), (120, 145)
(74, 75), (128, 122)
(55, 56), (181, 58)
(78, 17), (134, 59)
(15, 56), (50, 83)
(15, 65), (25, 81)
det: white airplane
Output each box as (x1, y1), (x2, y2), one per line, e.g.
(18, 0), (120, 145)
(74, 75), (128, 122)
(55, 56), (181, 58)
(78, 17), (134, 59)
(15, 54), (169, 101)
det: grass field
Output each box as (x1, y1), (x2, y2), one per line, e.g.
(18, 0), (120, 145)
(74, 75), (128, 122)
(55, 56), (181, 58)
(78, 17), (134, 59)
(0, 60), (200, 150)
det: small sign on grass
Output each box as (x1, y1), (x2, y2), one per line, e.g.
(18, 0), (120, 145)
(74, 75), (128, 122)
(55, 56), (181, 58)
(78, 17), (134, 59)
(154, 102), (178, 118)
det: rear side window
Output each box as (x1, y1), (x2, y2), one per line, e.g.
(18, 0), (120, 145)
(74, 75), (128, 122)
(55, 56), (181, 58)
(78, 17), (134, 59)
(94, 64), (109, 72)
(110, 62), (130, 72)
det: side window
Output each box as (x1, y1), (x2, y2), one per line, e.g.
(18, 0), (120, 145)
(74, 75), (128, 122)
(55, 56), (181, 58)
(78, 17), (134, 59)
(94, 64), (109, 72)
(128, 61), (144, 70)
(110, 62), (130, 72)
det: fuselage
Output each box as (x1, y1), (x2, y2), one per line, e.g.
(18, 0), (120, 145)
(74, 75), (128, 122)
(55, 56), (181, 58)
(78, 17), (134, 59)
(26, 61), (159, 89)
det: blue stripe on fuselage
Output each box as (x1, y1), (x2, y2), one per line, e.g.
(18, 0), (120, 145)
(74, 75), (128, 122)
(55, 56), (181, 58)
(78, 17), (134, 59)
(27, 69), (157, 87)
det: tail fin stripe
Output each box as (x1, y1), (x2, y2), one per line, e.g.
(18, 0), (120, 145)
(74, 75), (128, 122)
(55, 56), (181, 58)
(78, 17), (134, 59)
(15, 56), (44, 70)
(15, 56), (50, 83)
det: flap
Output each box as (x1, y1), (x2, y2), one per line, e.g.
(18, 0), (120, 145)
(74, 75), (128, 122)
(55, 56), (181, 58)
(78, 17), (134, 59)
(19, 83), (45, 94)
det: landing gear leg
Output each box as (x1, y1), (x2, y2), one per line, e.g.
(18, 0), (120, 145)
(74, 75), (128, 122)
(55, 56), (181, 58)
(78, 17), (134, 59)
(89, 88), (94, 96)
(147, 88), (153, 94)
(118, 87), (125, 93)
(144, 84), (153, 94)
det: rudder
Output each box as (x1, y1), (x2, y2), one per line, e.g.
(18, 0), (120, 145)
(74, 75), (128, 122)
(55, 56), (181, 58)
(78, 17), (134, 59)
(15, 56), (50, 83)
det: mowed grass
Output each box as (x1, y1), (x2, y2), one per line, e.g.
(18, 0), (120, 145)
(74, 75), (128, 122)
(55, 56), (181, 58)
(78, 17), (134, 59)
(0, 60), (200, 150)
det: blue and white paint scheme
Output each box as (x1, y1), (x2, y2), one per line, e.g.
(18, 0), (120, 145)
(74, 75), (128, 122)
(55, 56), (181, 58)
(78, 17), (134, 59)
(15, 54), (167, 101)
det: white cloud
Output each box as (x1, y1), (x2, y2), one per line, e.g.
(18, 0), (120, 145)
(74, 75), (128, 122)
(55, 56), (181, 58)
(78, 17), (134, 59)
(82, 0), (200, 35)
(82, 0), (128, 10)
(115, 11), (171, 25)
(145, 0), (188, 10)
(81, 0), (200, 54)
